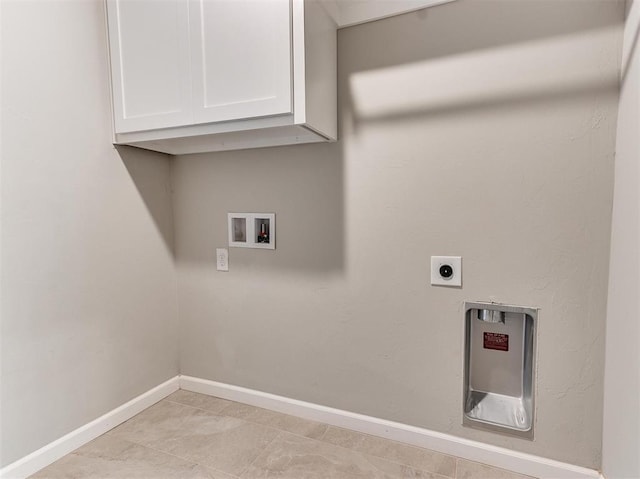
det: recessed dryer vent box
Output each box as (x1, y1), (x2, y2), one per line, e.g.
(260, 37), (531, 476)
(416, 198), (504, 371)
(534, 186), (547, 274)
(228, 213), (275, 250)
(463, 302), (537, 439)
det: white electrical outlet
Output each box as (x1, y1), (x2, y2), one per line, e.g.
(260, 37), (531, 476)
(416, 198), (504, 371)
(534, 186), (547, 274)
(431, 256), (462, 287)
(216, 248), (229, 272)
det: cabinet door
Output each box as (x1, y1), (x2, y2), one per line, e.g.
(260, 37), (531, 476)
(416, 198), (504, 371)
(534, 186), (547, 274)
(107, 0), (192, 133)
(189, 0), (292, 124)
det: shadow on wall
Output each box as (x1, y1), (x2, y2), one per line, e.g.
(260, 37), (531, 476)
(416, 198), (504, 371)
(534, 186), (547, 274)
(116, 145), (175, 257)
(115, 0), (623, 276)
(340, 0), (623, 73)
(623, 0), (639, 83)
(340, 0), (623, 130)
(172, 141), (345, 274)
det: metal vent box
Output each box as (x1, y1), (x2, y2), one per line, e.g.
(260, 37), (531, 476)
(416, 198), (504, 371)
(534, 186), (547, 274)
(463, 302), (537, 439)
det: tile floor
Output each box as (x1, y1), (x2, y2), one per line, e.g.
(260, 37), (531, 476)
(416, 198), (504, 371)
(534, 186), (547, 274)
(31, 390), (535, 479)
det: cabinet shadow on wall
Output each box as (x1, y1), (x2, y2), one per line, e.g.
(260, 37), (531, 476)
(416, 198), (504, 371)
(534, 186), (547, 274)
(172, 142), (345, 275)
(622, 0), (638, 84)
(116, 145), (176, 258)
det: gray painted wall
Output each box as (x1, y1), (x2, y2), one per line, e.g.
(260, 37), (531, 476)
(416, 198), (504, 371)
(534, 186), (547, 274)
(0, 1), (178, 466)
(0, 0), (626, 471)
(602, 0), (640, 476)
(173, 0), (623, 468)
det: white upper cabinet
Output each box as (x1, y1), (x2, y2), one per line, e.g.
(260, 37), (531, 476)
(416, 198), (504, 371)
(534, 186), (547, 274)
(189, 0), (292, 124)
(106, 0), (337, 155)
(107, 0), (192, 132)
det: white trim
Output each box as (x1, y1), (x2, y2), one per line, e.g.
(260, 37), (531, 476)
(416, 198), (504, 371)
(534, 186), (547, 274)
(0, 376), (180, 479)
(180, 375), (601, 479)
(291, 0), (306, 125)
(1, 375), (603, 479)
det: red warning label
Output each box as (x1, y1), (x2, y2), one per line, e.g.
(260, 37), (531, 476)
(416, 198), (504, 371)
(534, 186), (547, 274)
(484, 332), (509, 351)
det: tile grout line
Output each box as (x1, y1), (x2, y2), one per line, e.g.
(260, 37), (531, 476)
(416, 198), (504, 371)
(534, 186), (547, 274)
(270, 428), (457, 478)
(164, 397), (231, 416)
(317, 424), (330, 442)
(163, 397), (309, 440)
(317, 425), (458, 478)
(236, 431), (283, 478)
(113, 436), (242, 479)
(109, 399), (287, 479)
(163, 397), (331, 443)
(104, 401), (246, 478)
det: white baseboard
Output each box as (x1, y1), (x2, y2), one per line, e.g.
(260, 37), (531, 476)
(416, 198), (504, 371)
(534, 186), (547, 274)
(0, 376), (180, 479)
(1, 375), (602, 479)
(180, 375), (601, 479)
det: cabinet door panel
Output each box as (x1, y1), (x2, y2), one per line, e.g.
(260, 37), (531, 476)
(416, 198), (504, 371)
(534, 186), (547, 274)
(107, 0), (192, 133)
(190, 0), (292, 124)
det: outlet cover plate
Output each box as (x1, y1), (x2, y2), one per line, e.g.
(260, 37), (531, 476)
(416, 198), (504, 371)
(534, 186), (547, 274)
(216, 248), (229, 271)
(431, 256), (462, 287)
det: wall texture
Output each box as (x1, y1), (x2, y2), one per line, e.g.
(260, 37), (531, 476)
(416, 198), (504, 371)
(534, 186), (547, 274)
(0, 1), (178, 466)
(173, 0), (623, 469)
(602, 0), (640, 477)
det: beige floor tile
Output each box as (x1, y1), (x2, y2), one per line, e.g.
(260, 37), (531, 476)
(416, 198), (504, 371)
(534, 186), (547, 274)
(108, 400), (220, 445)
(28, 395), (536, 479)
(165, 390), (234, 414)
(219, 401), (260, 420)
(321, 426), (456, 478)
(248, 409), (328, 439)
(108, 399), (278, 476)
(455, 459), (535, 479)
(241, 431), (447, 479)
(29, 434), (234, 479)
(220, 401), (328, 439)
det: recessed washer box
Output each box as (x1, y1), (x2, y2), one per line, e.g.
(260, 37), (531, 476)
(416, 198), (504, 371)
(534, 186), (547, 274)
(228, 213), (275, 250)
(463, 302), (537, 439)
